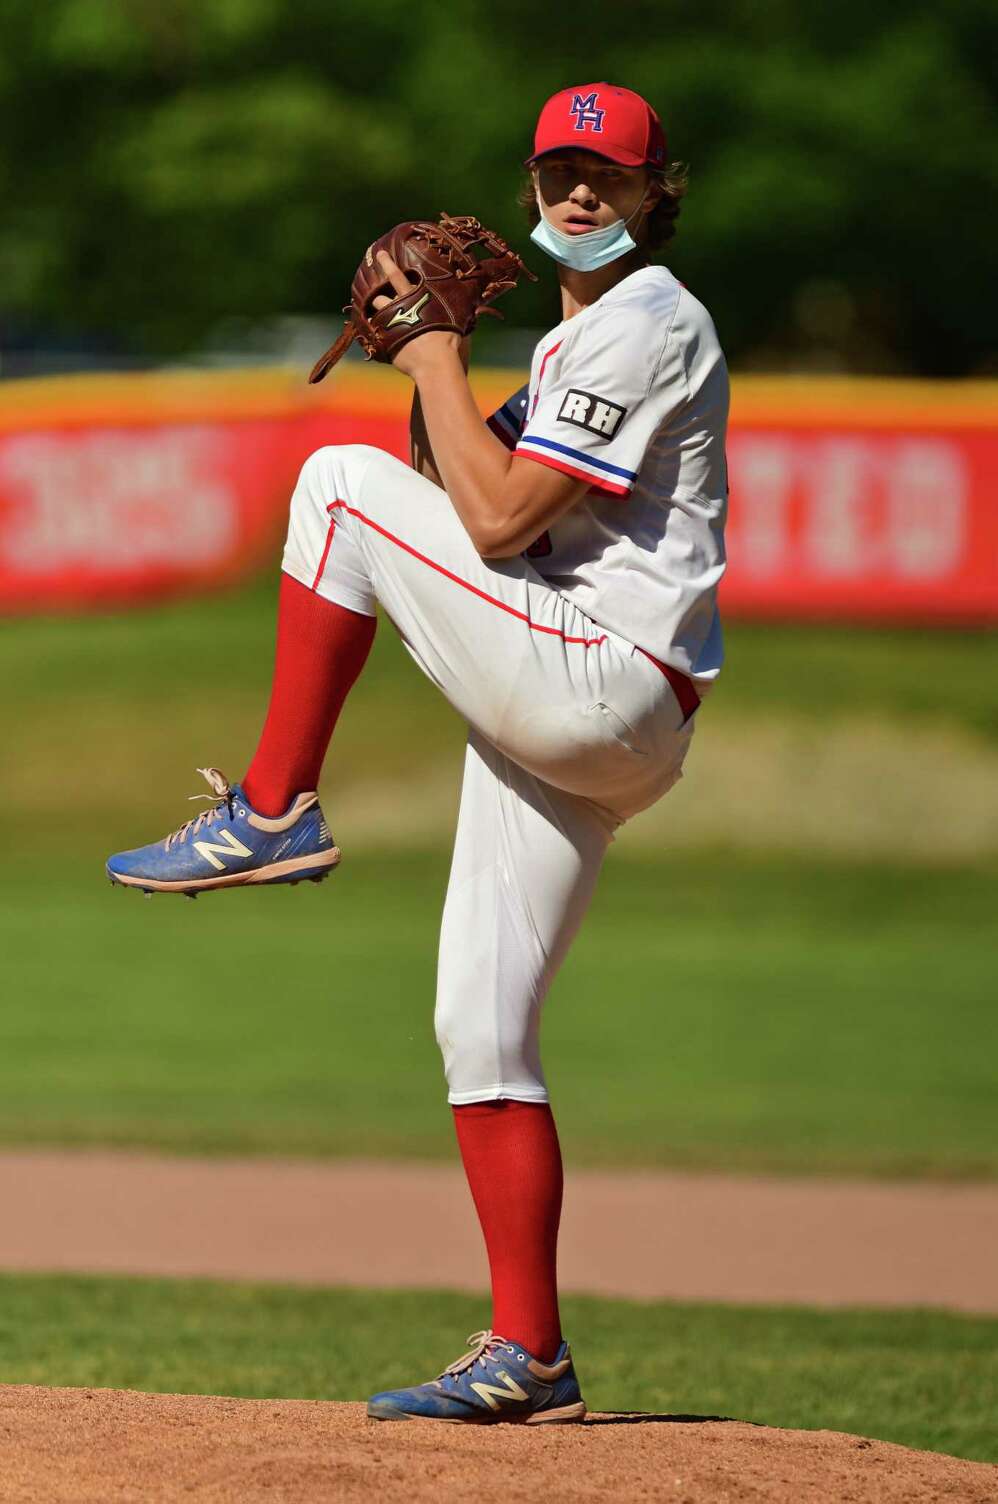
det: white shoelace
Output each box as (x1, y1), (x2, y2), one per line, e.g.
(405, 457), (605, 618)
(440, 1330), (514, 1379)
(163, 767), (234, 850)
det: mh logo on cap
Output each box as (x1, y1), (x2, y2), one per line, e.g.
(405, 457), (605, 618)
(570, 91), (605, 133)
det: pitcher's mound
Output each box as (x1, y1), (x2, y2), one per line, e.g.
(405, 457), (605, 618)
(1, 1385), (994, 1503)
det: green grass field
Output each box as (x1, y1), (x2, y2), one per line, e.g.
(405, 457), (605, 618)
(1, 1274), (995, 1463)
(7, 575), (998, 738)
(6, 576), (998, 858)
(3, 579), (997, 1174)
(2, 851), (996, 1173)
(4, 581), (998, 1470)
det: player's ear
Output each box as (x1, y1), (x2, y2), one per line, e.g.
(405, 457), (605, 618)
(639, 170), (665, 217)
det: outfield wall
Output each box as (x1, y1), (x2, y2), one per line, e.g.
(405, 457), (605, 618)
(0, 367), (995, 622)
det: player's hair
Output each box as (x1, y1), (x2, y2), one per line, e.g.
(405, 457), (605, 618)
(518, 162), (688, 250)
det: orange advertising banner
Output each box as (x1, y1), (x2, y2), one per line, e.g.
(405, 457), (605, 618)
(0, 367), (420, 612)
(0, 368), (995, 622)
(723, 380), (998, 623)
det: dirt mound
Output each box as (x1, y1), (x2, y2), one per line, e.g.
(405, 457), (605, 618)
(1, 1386), (994, 1503)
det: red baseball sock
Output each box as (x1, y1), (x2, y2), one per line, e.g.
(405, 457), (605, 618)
(453, 1100), (563, 1362)
(242, 573), (376, 817)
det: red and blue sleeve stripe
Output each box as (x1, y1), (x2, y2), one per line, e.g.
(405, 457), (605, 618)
(513, 433), (637, 498)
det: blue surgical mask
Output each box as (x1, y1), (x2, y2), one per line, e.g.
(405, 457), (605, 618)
(529, 199), (644, 272)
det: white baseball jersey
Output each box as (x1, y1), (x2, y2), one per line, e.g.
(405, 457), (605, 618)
(487, 264), (729, 683)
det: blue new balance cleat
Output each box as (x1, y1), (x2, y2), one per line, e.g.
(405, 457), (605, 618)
(367, 1329), (586, 1424)
(106, 767), (341, 896)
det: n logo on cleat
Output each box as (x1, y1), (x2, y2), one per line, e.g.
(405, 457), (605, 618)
(193, 828), (253, 871)
(469, 1370), (529, 1412)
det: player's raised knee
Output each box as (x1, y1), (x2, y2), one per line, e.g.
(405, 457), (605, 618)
(295, 443), (382, 498)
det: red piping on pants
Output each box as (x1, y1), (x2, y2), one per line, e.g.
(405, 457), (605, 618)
(311, 514), (337, 591)
(322, 499), (607, 650)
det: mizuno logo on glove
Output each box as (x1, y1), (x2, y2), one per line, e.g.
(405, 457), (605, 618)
(387, 294), (431, 328)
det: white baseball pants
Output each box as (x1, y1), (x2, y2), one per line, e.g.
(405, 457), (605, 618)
(283, 444), (693, 1103)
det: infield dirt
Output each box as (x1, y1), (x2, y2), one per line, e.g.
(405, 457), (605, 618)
(3, 1386), (995, 1503)
(1, 1151), (996, 1312)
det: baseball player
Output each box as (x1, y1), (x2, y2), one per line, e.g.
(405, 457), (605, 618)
(107, 83), (728, 1423)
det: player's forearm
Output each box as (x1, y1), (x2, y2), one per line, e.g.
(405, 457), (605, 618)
(409, 392), (443, 486)
(411, 351), (515, 554)
(408, 338), (472, 488)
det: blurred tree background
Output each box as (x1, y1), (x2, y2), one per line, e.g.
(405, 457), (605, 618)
(1, 0), (996, 373)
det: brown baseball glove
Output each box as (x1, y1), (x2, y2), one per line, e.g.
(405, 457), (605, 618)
(308, 213), (536, 383)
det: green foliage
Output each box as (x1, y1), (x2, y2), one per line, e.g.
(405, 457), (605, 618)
(1, 1275), (996, 1461)
(0, 1), (995, 369)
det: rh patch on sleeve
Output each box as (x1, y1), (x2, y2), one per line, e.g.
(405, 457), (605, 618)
(557, 389), (627, 441)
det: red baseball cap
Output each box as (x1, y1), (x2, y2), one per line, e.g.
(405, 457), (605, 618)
(526, 83), (667, 168)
